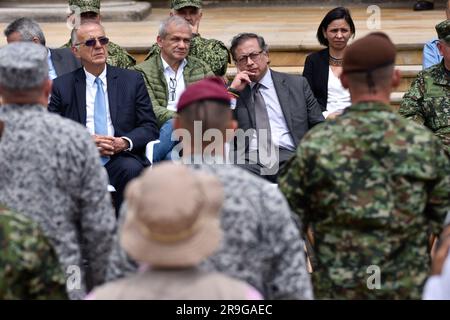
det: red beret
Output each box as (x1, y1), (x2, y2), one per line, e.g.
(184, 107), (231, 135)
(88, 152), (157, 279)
(176, 77), (231, 113)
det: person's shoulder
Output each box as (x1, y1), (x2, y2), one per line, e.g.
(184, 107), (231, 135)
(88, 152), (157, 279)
(187, 55), (211, 68)
(196, 36), (228, 51)
(53, 66), (83, 83)
(306, 48), (328, 60)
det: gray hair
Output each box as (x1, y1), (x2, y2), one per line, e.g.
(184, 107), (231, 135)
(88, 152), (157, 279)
(158, 15), (191, 38)
(4, 17), (46, 46)
(0, 42), (48, 91)
(70, 21), (105, 47)
(230, 33), (269, 61)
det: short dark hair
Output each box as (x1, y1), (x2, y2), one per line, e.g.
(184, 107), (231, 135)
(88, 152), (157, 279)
(230, 33), (268, 61)
(316, 7), (355, 47)
(178, 99), (232, 133)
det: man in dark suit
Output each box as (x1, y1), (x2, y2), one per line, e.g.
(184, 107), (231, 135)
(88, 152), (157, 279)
(49, 21), (159, 213)
(4, 17), (80, 79)
(227, 33), (324, 183)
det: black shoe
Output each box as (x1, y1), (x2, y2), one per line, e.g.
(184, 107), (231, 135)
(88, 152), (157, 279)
(413, 1), (434, 11)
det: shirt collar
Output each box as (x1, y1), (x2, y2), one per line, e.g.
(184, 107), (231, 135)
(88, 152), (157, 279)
(84, 66), (107, 87)
(161, 56), (188, 74)
(346, 101), (393, 113)
(251, 68), (272, 89)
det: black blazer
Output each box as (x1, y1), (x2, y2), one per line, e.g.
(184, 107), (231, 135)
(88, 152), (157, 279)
(48, 65), (159, 164)
(303, 48), (329, 112)
(49, 48), (81, 77)
(233, 69), (324, 149)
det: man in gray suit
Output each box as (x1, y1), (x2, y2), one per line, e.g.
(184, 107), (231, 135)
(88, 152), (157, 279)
(228, 33), (324, 183)
(4, 17), (81, 79)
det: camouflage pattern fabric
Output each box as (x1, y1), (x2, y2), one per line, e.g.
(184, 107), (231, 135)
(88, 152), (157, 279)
(0, 205), (67, 299)
(62, 39), (136, 69)
(399, 61), (450, 154)
(279, 101), (450, 299)
(68, 0), (100, 14)
(146, 34), (230, 76)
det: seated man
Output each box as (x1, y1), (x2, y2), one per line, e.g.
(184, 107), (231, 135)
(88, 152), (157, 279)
(400, 19), (450, 154)
(4, 17), (80, 79)
(228, 33), (324, 183)
(131, 15), (213, 162)
(49, 21), (159, 213)
(422, 0), (450, 69)
(145, 0), (230, 78)
(63, 0), (136, 69)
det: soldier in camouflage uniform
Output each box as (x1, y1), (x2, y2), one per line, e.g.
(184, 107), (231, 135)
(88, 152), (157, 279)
(62, 0), (135, 69)
(279, 32), (450, 299)
(0, 204), (67, 299)
(400, 20), (450, 154)
(145, 0), (229, 77)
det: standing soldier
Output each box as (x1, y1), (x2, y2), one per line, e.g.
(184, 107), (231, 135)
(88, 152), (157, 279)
(279, 32), (450, 299)
(63, 0), (136, 69)
(400, 19), (450, 154)
(145, 0), (230, 78)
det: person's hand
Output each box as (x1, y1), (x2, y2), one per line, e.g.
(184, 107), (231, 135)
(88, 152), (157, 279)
(327, 110), (344, 120)
(229, 70), (255, 92)
(431, 226), (450, 275)
(112, 137), (130, 154)
(93, 135), (115, 156)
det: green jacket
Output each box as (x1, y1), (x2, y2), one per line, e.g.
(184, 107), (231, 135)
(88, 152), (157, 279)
(399, 61), (450, 153)
(62, 39), (136, 69)
(0, 205), (67, 299)
(131, 55), (214, 127)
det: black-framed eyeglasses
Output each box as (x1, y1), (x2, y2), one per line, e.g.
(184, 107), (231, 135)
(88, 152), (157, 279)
(236, 50), (264, 66)
(75, 36), (109, 47)
(169, 77), (177, 101)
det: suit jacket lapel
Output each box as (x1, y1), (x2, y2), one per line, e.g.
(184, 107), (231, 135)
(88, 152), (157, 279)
(106, 65), (118, 127)
(74, 69), (87, 126)
(271, 70), (294, 134)
(49, 49), (63, 76)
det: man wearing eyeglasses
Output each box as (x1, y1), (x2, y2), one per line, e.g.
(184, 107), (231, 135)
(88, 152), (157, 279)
(144, 0), (229, 79)
(228, 33), (324, 183)
(62, 0), (136, 69)
(49, 21), (159, 215)
(132, 15), (214, 162)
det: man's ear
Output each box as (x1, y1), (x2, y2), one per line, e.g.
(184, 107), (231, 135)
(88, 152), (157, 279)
(71, 45), (81, 59)
(173, 115), (181, 130)
(32, 37), (40, 45)
(340, 72), (349, 89)
(391, 69), (401, 89)
(437, 41), (445, 57)
(157, 35), (163, 48)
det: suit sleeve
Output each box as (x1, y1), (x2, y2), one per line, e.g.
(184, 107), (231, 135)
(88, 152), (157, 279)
(302, 78), (325, 128)
(48, 80), (63, 115)
(123, 73), (160, 152)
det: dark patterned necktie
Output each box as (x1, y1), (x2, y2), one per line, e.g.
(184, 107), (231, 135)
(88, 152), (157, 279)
(253, 83), (272, 152)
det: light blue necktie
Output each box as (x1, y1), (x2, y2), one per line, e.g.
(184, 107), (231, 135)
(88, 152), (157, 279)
(94, 77), (109, 165)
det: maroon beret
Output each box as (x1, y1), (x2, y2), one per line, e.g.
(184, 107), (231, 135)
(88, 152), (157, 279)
(343, 32), (396, 74)
(176, 77), (231, 113)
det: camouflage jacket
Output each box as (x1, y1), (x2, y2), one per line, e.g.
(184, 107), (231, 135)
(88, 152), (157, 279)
(62, 39), (136, 69)
(279, 102), (450, 299)
(0, 205), (67, 299)
(131, 54), (214, 127)
(399, 61), (450, 153)
(145, 34), (230, 76)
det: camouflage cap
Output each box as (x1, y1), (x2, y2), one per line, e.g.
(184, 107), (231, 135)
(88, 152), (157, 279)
(69, 0), (100, 14)
(436, 19), (450, 43)
(171, 0), (202, 10)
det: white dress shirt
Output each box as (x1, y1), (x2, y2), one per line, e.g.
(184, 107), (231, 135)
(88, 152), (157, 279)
(324, 66), (351, 118)
(249, 69), (295, 152)
(47, 49), (58, 80)
(423, 253), (450, 300)
(161, 57), (187, 111)
(84, 67), (133, 150)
